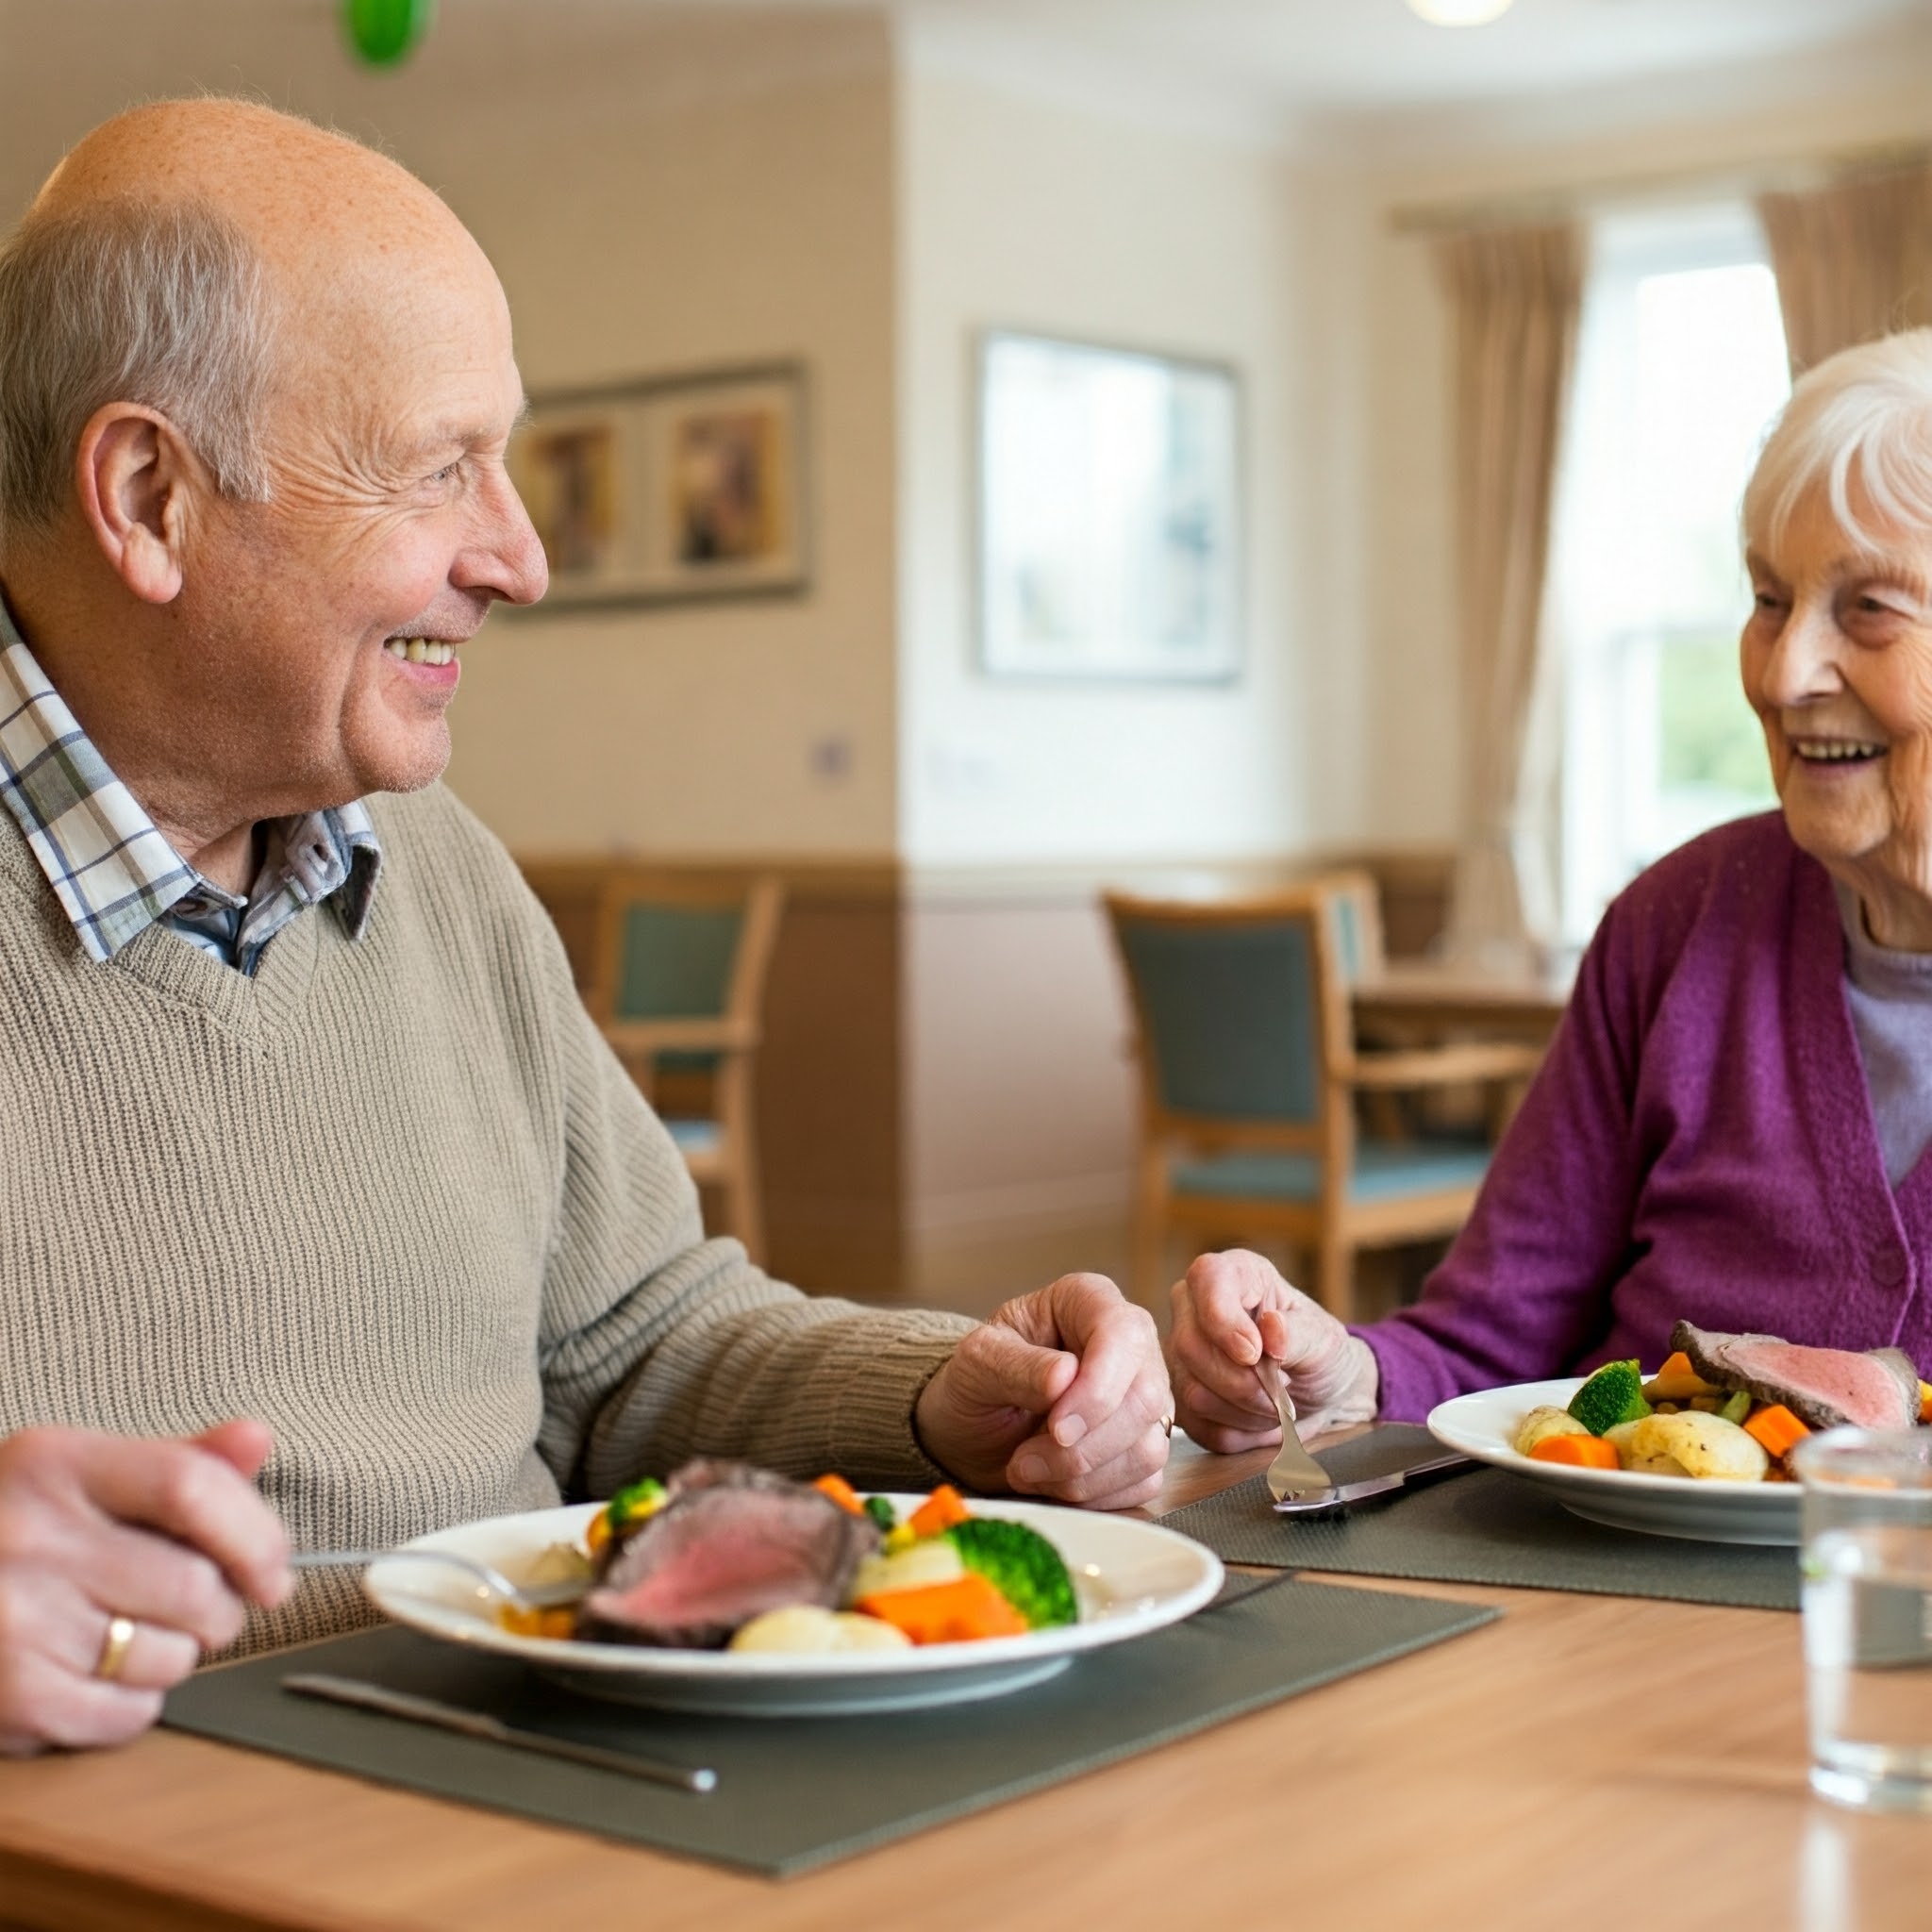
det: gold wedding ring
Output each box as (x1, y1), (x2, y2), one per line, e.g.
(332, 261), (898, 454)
(93, 1614), (137, 1682)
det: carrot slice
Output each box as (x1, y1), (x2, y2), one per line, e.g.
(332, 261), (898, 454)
(812, 1474), (867, 1517)
(907, 1484), (971, 1538)
(1919, 1381), (1931, 1425)
(1742, 1403), (1812, 1460)
(1528, 1434), (1621, 1471)
(855, 1575), (1027, 1644)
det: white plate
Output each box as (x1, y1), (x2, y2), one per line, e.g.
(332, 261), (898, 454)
(364, 1496), (1224, 1716)
(1427, 1377), (1800, 1547)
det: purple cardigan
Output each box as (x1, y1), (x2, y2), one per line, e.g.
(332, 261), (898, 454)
(1363, 812), (1932, 1421)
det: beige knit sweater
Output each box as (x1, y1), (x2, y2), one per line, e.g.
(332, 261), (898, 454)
(0, 784), (971, 1650)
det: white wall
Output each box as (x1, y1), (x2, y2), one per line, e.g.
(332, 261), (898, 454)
(895, 66), (1338, 867)
(433, 56), (902, 858)
(0, 0), (902, 859)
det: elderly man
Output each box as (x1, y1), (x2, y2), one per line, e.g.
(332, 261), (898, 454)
(0, 100), (1170, 1757)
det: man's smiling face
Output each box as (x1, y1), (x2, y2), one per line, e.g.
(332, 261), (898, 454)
(175, 207), (547, 813)
(1741, 487), (1932, 916)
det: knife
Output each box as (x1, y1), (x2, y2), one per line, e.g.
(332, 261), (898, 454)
(282, 1673), (717, 1792)
(1269, 1451), (1477, 1516)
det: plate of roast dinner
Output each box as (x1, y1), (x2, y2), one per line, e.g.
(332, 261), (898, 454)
(1426, 1321), (1931, 1546)
(361, 1459), (1224, 1716)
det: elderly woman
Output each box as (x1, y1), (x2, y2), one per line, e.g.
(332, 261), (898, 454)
(1172, 326), (1932, 1449)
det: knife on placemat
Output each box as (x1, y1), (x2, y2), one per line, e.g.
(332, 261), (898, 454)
(1270, 1452), (1476, 1516)
(282, 1673), (717, 1792)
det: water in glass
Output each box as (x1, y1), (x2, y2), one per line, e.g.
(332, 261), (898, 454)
(1796, 1427), (1932, 1814)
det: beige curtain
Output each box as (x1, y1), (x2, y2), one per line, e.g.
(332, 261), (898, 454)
(1758, 159), (1932, 372)
(1434, 223), (1584, 970)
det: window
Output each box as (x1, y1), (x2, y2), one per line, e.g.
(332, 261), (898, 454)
(1550, 205), (1790, 944)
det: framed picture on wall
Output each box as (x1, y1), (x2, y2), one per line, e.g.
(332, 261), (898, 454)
(507, 362), (809, 609)
(978, 331), (1241, 681)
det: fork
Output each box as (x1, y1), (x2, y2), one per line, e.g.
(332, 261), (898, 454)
(1256, 1358), (1337, 1505)
(288, 1549), (590, 1612)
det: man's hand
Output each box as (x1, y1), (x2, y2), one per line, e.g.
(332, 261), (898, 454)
(915, 1274), (1172, 1509)
(1168, 1250), (1379, 1452)
(0, 1420), (292, 1757)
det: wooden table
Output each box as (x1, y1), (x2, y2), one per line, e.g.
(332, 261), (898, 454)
(1, 1441), (1923, 1932)
(1354, 958), (1574, 1048)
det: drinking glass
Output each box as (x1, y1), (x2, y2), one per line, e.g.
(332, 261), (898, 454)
(1794, 1427), (1932, 1813)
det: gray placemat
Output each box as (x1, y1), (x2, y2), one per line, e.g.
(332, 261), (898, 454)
(1160, 1425), (1800, 1611)
(162, 1579), (1495, 1877)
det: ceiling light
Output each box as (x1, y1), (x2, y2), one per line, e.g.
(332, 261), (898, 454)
(1407, 0), (1515, 25)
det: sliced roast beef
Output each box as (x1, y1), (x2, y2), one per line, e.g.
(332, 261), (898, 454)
(1670, 1321), (1921, 1433)
(577, 1460), (878, 1649)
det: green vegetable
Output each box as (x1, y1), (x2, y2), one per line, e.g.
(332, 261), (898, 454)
(863, 1493), (899, 1534)
(606, 1476), (667, 1538)
(943, 1518), (1077, 1630)
(1566, 1360), (1652, 1436)
(1718, 1389), (1753, 1425)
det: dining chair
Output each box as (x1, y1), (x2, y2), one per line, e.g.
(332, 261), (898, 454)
(1104, 874), (1542, 1322)
(592, 874), (786, 1265)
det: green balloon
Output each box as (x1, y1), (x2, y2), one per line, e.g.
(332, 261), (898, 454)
(344, 0), (435, 67)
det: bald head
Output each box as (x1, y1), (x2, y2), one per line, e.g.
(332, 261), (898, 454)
(0, 98), (501, 542)
(42, 99), (484, 336)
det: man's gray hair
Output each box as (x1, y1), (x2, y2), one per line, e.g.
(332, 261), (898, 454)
(0, 196), (277, 541)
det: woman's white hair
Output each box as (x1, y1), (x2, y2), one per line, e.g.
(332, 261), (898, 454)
(1744, 327), (1932, 555)
(0, 195), (278, 542)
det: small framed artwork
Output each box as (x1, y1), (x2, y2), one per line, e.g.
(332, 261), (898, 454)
(508, 362), (809, 609)
(978, 331), (1241, 681)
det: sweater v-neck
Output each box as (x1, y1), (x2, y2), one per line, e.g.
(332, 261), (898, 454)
(112, 901), (323, 1039)
(0, 789), (327, 1038)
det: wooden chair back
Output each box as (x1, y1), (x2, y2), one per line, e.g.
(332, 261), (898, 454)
(1104, 877), (1366, 1159)
(565, 870), (784, 1261)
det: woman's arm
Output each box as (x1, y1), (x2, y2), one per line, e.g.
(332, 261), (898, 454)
(1171, 895), (1658, 1439)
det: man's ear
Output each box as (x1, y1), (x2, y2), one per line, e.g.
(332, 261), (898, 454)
(73, 402), (204, 605)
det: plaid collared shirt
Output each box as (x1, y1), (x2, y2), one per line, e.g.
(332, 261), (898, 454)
(0, 599), (381, 973)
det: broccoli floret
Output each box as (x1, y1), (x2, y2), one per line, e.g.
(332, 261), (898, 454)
(943, 1518), (1077, 1629)
(863, 1493), (898, 1534)
(606, 1476), (667, 1538)
(1567, 1360), (1651, 1436)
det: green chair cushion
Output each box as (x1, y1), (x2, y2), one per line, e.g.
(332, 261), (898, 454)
(1114, 919), (1322, 1124)
(664, 1118), (723, 1158)
(614, 902), (745, 1075)
(1172, 1139), (1491, 1206)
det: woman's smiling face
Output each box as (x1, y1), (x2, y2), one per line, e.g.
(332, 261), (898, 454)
(1741, 488), (1932, 944)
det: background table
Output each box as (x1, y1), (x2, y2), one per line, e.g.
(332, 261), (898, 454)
(0, 1437), (1923, 1932)
(1353, 958), (1574, 1048)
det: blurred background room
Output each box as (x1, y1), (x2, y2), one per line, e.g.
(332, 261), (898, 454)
(6, 0), (1926, 1322)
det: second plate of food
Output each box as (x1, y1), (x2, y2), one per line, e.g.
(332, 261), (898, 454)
(364, 1497), (1224, 1716)
(1426, 1377), (1800, 1545)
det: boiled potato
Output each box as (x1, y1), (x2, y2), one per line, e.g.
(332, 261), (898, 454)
(728, 1607), (912, 1654)
(1606, 1411), (1767, 1482)
(1514, 1406), (1591, 1457)
(851, 1538), (965, 1603)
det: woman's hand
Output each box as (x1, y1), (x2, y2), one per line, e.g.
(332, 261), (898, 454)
(0, 1421), (291, 1757)
(1168, 1251), (1379, 1451)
